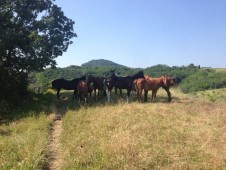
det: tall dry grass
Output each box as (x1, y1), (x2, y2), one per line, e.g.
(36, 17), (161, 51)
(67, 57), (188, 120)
(0, 113), (52, 169)
(61, 88), (226, 169)
(0, 92), (55, 169)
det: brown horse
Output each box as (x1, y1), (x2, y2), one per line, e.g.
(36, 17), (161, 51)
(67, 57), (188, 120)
(77, 81), (88, 104)
(135, 75), (176, 102)
(89, 75), (106, 99)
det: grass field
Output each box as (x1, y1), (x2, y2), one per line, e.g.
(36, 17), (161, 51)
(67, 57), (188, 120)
(1, 88), (226, 169)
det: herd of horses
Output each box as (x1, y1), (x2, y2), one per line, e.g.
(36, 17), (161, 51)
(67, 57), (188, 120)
(51, 70), (176, 103)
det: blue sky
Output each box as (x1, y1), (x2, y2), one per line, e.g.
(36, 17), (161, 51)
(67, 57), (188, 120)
(54, 0), (226, 68)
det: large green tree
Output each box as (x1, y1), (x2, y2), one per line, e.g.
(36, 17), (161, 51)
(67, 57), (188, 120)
(0, 0), (76, 109)
(0, 0), (76, 72)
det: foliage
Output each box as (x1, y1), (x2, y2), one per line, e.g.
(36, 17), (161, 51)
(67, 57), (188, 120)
(27, 63), (226, 95)
(0, 0), (76, 111)
(28, 63), (200, 92)
(180, 69), (226, 93)
(144, 63), (200, 83)
(0, 0), (76, 72)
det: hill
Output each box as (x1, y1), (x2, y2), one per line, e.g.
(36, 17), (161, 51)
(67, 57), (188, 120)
(81, 59), (127, 67)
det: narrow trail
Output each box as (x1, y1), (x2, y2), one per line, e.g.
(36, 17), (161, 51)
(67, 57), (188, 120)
(48, 115), (63, 170)
(46, 99), (68, 170)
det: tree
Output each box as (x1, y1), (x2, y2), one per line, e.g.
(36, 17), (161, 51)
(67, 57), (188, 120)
(0, 0), (76, 109)
(0, 0), (76, 72)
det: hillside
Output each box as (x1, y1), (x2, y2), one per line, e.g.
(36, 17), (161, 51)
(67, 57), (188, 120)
(81, 59), (127, 67)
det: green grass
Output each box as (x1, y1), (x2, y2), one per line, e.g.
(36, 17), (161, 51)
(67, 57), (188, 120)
(0, 113), (51, 169)
(0, 92), (55, 169)
(196, 88), (226, 102)
(60, 88), (226, 169)
(1, 88), (226, 169)
(214, 68), (226, 72)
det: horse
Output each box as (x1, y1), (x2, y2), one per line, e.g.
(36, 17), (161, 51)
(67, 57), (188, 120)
(88, 75), (106, 99)
(77, 80), (88, 104)
(51, 75), (90, 99)
(135, 75), (176, 102)
(104, 70), (145, 102)
(161, 76), (177, 101)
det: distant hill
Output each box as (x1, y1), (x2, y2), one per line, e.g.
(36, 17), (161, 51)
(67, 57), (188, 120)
(81, 59), (127, 67)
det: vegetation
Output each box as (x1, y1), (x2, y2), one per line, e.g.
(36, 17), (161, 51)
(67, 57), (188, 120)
(0, 0), (76, 111)
(0, 92), (54, 169)
(180, 69), (226, 93)
(1, 1), (225, 169)
(1, 85), (226, 169)
(28, 63), (226, 96)
(59, 89), (226, 169)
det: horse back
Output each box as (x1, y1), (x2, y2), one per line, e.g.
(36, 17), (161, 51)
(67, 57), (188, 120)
(114, 77), (133, 89)
(145, 76), (165, 90)
(92, 76), (105, 89)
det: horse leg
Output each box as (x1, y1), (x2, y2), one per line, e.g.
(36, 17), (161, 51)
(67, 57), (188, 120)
(98, 89), (100, 99)
(84, 93), (87, 104)
(94, 89), (96, 100)
(72, 90), (76, 99)
(151, 90), (154, 102)
(73, 89), (78, 99)
(163, 87), (171, 102)
(137, 88), (142, 102)
(107, 91), (111, 103)
(153, 90), (157, 102)
(136, 89), (139, 102)
(144, 90), (148, 102)
(78, 92), (81, 103)
(57, 89), (61, 99)
(119, 89), (123, 99)
(115, 87), (118, 95)
(127, 90), (131, 103)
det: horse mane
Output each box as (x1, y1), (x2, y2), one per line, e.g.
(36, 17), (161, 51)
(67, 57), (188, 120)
(131, 70), (144, 80)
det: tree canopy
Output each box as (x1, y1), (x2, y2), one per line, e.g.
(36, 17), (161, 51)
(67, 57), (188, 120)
(0, 0), (76, 72)
(0, 0), (76, 109)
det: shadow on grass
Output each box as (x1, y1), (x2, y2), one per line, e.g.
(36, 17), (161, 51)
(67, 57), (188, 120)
(0, 92), (78, 125)
(0, 88), (183, 125)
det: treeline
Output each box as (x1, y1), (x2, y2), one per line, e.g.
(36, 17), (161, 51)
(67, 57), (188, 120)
(28, 64), (226, 94)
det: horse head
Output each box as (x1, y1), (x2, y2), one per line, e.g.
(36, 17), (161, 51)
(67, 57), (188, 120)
(162, 75), (177, 87)
(85, 74), (93, 85)
(103, 75), (116, 92)
(169, 77), (177, 86)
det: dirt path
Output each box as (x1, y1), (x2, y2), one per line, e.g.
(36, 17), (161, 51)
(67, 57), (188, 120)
(46, 99), (68, 170)
(48, 114), (63, 170)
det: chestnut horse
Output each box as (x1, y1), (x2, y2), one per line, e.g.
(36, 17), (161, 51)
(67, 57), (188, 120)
(104, 70), (145, 102)
(135, 75), (176, 102)
(77, 80), (88, 104)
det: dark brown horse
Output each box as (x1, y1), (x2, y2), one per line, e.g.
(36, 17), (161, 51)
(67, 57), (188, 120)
(104, 70), (145, 102)
(135, 75), (176, 102)
(51, 75), (91, 99)
(89, 75), (106, 99)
